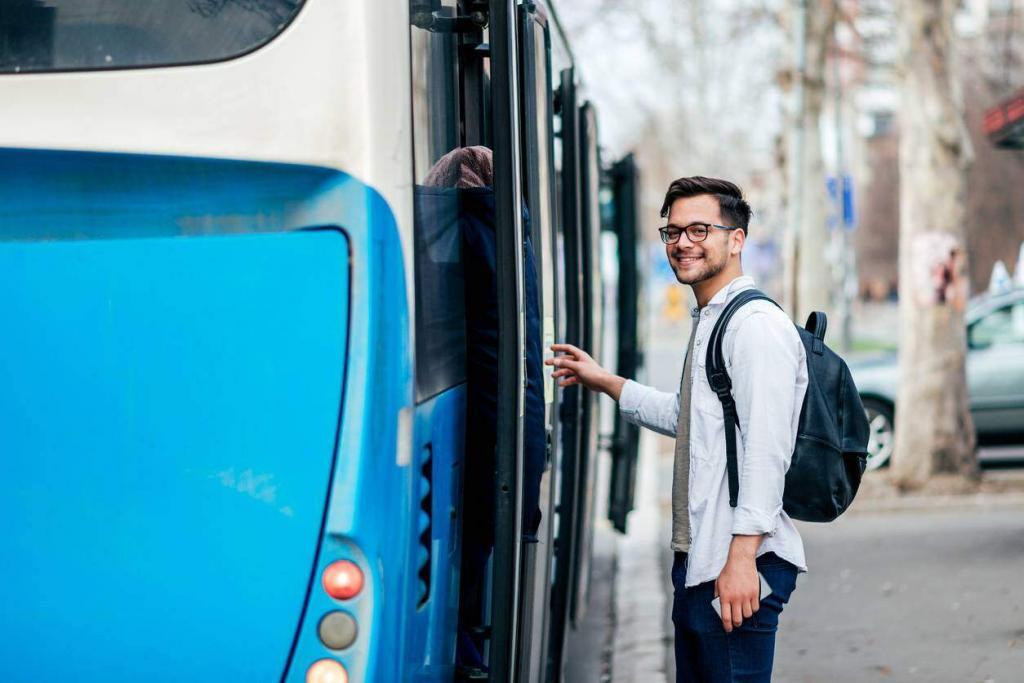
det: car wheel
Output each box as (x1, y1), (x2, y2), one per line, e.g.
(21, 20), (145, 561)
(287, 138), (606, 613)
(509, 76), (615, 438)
(862, 398), (895, 471)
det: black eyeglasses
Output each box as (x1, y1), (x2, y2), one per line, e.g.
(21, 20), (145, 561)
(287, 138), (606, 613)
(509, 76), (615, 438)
(658, 222), (739, 244)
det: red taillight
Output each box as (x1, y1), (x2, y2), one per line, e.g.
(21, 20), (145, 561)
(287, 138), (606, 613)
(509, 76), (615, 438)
(322, 560), (364, 600)
(306, 659), (348, 683)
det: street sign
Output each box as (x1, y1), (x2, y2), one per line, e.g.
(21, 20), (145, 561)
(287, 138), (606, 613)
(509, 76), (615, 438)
(826, 174), (856, 231)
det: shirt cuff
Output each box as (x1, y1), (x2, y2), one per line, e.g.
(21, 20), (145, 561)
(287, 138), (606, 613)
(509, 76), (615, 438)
(731, 506), (779, 537)
(617, 379), (644, 416)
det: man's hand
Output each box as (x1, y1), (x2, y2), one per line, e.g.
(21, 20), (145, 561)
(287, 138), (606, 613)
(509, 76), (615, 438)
(714, 535), (763, 633)
(546, 343), (626, 400)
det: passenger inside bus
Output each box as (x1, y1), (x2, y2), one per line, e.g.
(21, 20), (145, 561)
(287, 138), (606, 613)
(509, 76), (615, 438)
(421, 146), (546, 670)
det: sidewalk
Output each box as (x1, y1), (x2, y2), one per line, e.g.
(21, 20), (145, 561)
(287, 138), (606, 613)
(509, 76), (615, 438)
(608, 430), (674, 683)
(605, 437), (1024, 682)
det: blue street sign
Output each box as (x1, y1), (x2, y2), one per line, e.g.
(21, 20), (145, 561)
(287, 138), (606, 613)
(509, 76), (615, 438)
(842, 174), (855, 230)
(826, 174), (856, 231)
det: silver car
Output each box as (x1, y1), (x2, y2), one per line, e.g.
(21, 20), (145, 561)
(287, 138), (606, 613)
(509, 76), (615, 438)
(851, 288), (1024, 470)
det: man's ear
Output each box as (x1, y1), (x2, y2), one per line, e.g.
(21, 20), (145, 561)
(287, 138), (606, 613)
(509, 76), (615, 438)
(730, 229), (746, 256)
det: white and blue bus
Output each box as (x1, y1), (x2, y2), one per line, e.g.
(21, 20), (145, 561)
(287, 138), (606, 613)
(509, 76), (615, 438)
(0, 1), (643, 681)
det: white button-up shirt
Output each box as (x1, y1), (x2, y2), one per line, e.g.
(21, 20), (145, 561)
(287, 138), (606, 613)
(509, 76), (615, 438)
(619, 275), (808, 587)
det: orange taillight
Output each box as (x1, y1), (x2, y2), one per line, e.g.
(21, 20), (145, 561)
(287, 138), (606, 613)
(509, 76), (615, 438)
(322, 560), (364, 601)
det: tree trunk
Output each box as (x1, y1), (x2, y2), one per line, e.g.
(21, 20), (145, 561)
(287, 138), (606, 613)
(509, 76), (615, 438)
(785, 0), (837, 323)
(893, 0), (978, 489)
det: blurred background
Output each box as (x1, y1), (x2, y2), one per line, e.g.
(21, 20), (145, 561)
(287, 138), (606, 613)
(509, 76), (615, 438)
(556, 2), (1024, 682)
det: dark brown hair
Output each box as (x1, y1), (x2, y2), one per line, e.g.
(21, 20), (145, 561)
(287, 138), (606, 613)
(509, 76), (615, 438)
(660, 176), (752, 235)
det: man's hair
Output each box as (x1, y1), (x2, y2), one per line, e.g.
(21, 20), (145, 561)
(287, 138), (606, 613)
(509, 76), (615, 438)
(660, 176), (752, 235)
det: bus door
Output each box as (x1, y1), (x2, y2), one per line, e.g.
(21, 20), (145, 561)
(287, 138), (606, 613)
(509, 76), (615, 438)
(408, 2), (530, 681)
(605, 154), (644, 533)
(515, 2), (561, 681)
(569, 101), (604, 623)
(546, 63), (584, 683)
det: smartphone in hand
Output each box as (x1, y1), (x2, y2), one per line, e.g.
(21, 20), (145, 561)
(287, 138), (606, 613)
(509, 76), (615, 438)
(711, 572), (772, 619)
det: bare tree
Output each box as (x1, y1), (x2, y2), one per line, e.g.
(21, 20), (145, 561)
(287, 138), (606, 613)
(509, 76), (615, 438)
(783, 0), (839, 323)
(892, 0), (977, 488)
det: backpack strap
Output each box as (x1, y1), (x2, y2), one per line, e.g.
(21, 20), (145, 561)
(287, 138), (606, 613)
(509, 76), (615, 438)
(805, 311), (827, 355)
(704, 289), (781, 508)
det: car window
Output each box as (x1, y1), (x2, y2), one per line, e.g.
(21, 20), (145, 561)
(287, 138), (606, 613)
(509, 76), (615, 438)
(969, 301), (1024, 348)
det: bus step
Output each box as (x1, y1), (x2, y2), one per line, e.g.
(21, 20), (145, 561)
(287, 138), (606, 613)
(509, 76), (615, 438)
(455, 665), (489, 681)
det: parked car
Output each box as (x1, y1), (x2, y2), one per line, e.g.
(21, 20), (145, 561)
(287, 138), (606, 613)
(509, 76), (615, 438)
(851, 288), (1024, 470)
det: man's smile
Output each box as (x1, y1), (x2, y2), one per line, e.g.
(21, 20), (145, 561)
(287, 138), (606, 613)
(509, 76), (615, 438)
(675, 254), (704, 266)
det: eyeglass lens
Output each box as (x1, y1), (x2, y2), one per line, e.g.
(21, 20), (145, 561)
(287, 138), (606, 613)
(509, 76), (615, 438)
(661, 224), (709, 243)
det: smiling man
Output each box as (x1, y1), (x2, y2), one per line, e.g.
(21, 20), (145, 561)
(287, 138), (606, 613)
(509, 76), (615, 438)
(548, 176), (808, 682)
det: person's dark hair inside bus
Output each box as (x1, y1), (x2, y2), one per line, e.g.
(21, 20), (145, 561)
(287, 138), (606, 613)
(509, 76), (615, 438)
(423, 146), (546, 670)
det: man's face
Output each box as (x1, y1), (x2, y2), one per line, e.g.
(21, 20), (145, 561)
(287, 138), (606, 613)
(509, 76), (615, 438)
(664, 194), (740, 285)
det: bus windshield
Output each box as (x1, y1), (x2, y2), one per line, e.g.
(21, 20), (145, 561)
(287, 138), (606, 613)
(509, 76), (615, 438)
(0, 0), (305, 73)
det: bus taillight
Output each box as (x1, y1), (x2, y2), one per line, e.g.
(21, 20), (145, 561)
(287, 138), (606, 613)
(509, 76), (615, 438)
(306, 659), (348, 683)
(322, 560), (364, 601)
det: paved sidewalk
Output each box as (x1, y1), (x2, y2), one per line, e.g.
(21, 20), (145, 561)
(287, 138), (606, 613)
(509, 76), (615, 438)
(605, 438), (1024, 682)
(609, 430), (674, 683)
(775, 504), (1024, 683)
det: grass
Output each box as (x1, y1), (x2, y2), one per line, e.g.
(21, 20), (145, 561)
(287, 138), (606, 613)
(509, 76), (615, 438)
(849, 338), (898, 354)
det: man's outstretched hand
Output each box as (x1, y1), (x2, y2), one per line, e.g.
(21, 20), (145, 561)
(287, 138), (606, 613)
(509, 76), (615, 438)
(546, 343), (626, 400)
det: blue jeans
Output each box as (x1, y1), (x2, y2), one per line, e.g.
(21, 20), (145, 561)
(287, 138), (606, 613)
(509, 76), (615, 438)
(671, 552), (799, 683)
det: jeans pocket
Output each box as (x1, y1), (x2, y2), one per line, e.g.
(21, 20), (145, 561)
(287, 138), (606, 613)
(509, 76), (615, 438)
(748, 591), (785, 632)
(750, 561), (798, 630)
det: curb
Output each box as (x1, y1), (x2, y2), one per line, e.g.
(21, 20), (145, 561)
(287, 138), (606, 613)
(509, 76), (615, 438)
(847, 492), (1024, 514)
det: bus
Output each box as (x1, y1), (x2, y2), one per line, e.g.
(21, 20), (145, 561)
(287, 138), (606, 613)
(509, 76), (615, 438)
(0, 1), (644, 681)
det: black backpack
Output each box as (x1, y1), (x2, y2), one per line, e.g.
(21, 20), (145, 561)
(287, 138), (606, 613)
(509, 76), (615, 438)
(705, 289), (869, 523)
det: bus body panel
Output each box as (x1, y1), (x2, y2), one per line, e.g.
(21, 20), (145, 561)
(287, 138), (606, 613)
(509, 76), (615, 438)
(0, 148), (420, 682)
(0, 230), (349, 680)
(408, 387), (467, 680)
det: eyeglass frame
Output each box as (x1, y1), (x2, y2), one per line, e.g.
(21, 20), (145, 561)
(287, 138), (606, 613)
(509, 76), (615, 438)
(658, 222), (741, 244)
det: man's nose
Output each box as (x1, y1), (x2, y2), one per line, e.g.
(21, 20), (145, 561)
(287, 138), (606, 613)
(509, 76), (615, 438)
(674, 231), (698, 248)
(672, 236), (696, 251)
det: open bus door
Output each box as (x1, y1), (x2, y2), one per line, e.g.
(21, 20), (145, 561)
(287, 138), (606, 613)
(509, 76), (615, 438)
(488, 0), (527, 680)
(569, 100), (603, 624)
(514, 3), (562, 681)
(605, 154), (644, 533)
(546, 63), (584, 683)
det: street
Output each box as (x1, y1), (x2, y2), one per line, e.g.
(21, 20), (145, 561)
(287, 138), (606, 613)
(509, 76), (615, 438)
(567, 429), (1024, 683)
(776, 506), (1024, 683)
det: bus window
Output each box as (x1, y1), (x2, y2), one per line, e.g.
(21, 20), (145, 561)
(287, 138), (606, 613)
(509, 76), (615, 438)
(0, 0), (305, 73)
(528, 14), (558, 417)
(411, 0), (465, 402)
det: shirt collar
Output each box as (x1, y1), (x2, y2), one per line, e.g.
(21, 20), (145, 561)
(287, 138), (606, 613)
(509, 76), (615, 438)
(690, 275), (756, 317)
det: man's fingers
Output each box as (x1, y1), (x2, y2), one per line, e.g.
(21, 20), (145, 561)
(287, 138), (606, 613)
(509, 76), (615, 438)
(731, 600), (744, 628)
(550, 343), (581, 355)
(741, 600), (754, 620)
(558, 376), (579, 387)
(720, 601), (733, 633)
(548, 357), (581, 372)
(550, 343), (587, 361)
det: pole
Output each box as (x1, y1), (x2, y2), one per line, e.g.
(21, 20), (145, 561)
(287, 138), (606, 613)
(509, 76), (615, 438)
(785, 0), (808, 316)
(832, 28), (853, 352)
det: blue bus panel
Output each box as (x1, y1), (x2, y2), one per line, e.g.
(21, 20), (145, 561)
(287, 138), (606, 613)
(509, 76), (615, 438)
(0, 230), (349, 680)
(0, 148), (426, 681)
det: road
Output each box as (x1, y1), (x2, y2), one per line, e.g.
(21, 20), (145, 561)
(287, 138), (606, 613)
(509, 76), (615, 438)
(775, 506), (1024, 683)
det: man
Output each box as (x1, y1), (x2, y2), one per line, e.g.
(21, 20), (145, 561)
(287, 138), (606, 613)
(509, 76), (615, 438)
(547, 177), (807, 682)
